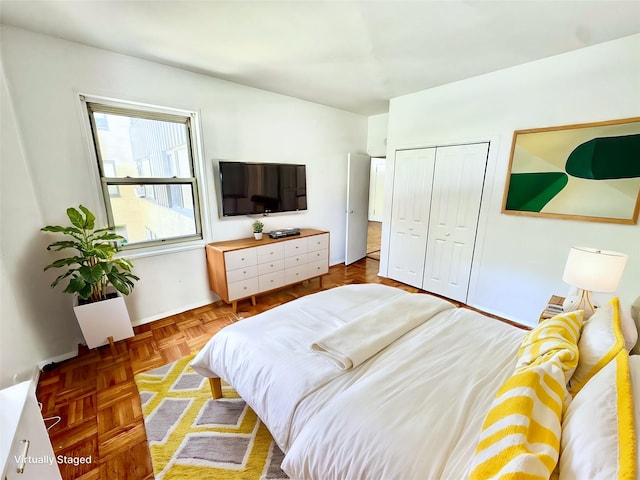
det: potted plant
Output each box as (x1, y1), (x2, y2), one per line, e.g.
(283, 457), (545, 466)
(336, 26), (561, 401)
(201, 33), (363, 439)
(252, 220), (264, 240)
(42, 205), (139, 349)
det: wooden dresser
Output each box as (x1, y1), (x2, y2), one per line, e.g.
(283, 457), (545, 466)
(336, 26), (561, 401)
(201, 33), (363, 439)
(205, 229), (330, 311)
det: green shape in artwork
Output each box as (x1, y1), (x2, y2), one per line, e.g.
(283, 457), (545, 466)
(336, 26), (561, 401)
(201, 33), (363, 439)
(565, 134), (640, 179)
(506, 172), (568, 212)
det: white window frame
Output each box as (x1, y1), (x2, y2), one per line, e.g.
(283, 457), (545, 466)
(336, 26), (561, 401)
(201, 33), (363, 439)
(80, 95), (207, 253)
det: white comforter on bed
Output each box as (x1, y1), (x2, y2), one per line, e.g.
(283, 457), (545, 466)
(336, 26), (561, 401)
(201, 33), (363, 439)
(190, 283), (527, 479)
(284, 307), (527, 480)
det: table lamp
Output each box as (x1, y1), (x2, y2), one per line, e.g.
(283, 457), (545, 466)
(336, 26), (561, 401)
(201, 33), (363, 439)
(562, 246), (628, 318)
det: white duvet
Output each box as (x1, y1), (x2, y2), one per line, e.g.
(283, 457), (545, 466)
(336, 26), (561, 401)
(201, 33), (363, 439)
(190, 283), (527, 480)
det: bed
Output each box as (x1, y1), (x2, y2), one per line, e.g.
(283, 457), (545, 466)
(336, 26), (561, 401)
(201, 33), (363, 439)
(191, 283), (639, 479)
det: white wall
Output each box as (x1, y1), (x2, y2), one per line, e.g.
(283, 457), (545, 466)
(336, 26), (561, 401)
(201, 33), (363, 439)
(382, 34), (640, 326)
(0, 26), (366, 387)
(367, 113), (388, 157)
(1, 61), (85, 389)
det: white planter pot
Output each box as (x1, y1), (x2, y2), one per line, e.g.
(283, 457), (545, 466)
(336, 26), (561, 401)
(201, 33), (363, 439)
(254, 232), (263, 240)
(73, 295), (134, 349)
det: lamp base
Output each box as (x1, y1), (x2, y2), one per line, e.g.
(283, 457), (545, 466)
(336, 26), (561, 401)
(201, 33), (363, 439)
(563, 289), (596, 319)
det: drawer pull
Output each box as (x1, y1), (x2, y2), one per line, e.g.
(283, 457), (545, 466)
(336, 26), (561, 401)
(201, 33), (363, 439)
(17, 439), (30, 474)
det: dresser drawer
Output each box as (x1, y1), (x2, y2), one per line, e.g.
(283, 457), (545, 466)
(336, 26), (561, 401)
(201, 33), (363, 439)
(308, 233), (329, 252)
(285, 264), (308, 284)
(284, 253), (307, 269)
(307, 248), (328, 263)
(225, 248), (257, 271)
(308, 258), (329, 277)
(258, 259), (284, 276)
(259, 270), (286, 292)
(228, 277), (260, 301)
(284, 237), (308, 257)
(226, 265), (258, 284)
(256, 242), (284, 264)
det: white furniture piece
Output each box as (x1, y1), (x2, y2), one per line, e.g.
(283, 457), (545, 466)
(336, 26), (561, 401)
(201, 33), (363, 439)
(205, 228), (329, 311)
(73, 294), (134, 351)
(1, 380), (62, 480)
(387, 143), (488, 302)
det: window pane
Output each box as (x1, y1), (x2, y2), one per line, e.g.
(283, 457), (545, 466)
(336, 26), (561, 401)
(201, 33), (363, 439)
(92, 113), (191, 179)
(109, 184), (197, 244)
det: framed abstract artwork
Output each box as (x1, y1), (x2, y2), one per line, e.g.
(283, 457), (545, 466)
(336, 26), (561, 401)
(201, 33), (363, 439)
(502, 117), (640, 224)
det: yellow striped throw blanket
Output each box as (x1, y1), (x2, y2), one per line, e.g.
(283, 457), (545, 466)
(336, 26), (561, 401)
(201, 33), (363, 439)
(469, 311), (584, 480)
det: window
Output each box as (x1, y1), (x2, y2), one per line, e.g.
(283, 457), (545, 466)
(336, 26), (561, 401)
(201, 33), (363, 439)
(85, 100), (202, 249)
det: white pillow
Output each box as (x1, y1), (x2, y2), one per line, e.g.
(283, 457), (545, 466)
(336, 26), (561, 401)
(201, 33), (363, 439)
(559, 349), (635, 479)
(568, 297), (624, 396)
(620, 305), (638, 352)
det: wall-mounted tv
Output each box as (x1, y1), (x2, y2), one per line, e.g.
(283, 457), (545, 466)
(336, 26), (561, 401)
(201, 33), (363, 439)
(219, 161), (307, 216)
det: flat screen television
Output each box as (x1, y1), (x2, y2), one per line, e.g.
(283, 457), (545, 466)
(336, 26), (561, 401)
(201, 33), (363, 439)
(219, 161), (308, 216)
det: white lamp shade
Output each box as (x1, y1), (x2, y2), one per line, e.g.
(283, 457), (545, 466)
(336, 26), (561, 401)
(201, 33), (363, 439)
(562, 246), (628, 293)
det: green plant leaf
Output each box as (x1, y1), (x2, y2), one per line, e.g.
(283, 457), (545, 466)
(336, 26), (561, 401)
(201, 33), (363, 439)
(50, 269), (75, 288)
(45, 240), (82, 252)
(79, 205), (96, 230)
(115, 258), (134, 271)
(42, 225), (85, 236)
(44, 256), (85, 270)
(78, 264), (104, 284)
(108, 274), (130, 295)
(42, 225), (71, 233)
(64, 275), (86, 295)
(66, 207), (86, 229)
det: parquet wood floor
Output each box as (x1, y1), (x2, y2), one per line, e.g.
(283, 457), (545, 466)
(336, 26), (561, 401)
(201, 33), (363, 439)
(36, 258), (521, 479)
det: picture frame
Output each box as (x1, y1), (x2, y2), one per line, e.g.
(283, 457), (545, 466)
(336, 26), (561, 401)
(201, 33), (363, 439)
(501, 117), (640, 224)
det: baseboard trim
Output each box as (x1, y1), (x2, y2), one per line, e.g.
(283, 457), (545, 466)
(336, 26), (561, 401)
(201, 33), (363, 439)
(130, 300), (214, 327)
(36, 338), (84, 371)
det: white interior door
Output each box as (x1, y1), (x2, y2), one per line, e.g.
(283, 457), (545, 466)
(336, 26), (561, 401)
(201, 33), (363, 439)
(422, 142), (489, 302)
(345, 152), (371, 265)
(387, 148), (435, 287)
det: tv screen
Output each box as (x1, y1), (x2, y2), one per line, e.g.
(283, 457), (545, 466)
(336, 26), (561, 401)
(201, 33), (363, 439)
(219, 161), (307, 216)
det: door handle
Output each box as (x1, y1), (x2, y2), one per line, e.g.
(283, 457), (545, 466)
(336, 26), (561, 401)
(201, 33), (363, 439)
(17, 439), (30, 473)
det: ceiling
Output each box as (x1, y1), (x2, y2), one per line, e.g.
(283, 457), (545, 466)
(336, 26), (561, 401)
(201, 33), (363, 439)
(1, 0), (640, 115)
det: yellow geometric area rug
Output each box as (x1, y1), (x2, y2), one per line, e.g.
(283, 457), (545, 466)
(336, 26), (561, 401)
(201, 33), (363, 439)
(134, 354), (289, 480)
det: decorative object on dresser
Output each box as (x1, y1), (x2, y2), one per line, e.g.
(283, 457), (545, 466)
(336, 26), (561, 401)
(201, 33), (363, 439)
(41, 205), (139, 353)
(268, 227), (301, 239)
(252, 219), (264, 240)
(561, 246), (628, 318)
(205, 229), (329, 312)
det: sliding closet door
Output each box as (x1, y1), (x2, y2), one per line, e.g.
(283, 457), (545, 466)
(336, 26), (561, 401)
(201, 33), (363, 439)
(422, 143), (489, 302)
(387, 148), (435, 288)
